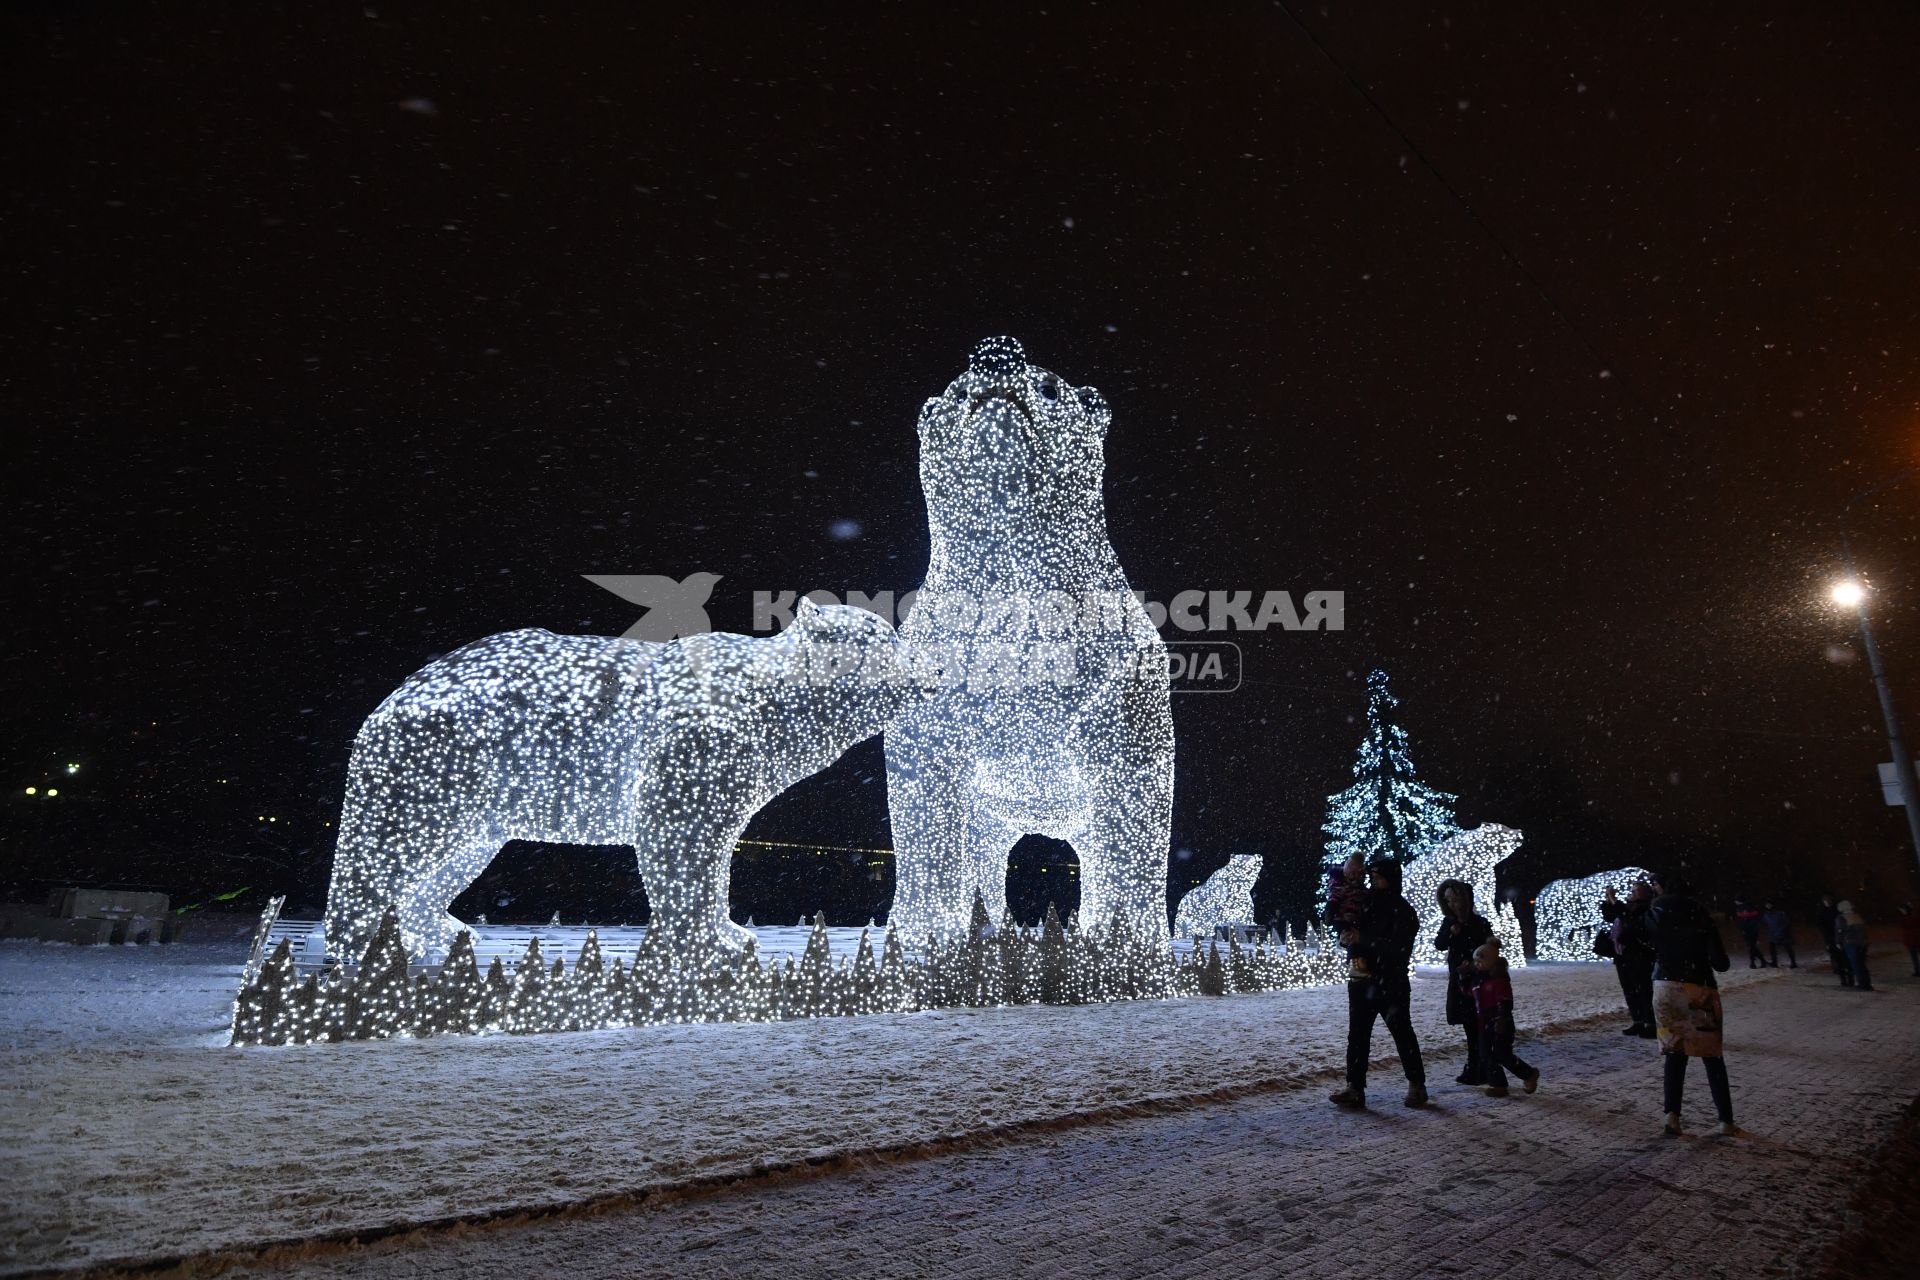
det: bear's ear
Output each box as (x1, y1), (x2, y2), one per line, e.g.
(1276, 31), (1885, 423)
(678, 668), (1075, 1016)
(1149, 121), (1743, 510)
(1077, 385), (1111, 437)
(794, 595), (833, 635)
(917, 397), (946, 437)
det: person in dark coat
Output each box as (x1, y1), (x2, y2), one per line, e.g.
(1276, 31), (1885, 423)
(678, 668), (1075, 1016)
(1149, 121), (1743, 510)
(1900, 902), (1920, 978)
(1329, 858), (1427, 1110)
(1733, 899), (1765, 968)
(1836, 901), (1872, 991)
(1610, 880), (1658, 1037)
(1760, 901), (1795, 968)
(1818, 894), (1853, 986)
(1434, 877), (1493, 1086)
(1649, 873), (1737, 1136)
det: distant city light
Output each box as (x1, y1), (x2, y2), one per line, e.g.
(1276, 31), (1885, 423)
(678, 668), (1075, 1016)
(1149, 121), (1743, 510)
(45, 788), (58, 797)
(24, 786), (36, 796)
(1831, 580), (1867, 607)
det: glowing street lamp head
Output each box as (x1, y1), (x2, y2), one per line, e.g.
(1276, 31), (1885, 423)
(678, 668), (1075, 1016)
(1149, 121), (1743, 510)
(1831, 580), (1867, 608)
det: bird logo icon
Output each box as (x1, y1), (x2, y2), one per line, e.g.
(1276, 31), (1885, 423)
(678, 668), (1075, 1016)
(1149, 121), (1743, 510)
(582, 572), (723, 641)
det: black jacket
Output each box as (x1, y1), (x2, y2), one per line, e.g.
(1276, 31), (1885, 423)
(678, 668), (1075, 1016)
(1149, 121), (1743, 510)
(1612, 900), (1656, 968)
(1435, 912), (1493, 1024)
(1648, 893), (1730, 987)
(1817, 904), (1841, 948)
(1351, 892), (1419, 986)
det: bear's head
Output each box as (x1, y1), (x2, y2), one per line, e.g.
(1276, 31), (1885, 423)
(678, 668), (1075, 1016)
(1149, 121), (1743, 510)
(776, 598), (931, 743)
(915, 337), (1111, 542)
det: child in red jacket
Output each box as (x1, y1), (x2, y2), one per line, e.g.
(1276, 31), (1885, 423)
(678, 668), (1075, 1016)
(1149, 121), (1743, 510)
(1473, 939), (1541, 1097)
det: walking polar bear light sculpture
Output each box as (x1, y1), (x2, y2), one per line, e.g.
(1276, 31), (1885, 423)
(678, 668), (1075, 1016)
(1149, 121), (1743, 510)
(885, 337), (1175, 944)
(322, 601), (920, 963)
(1533, 866), (1653, 962)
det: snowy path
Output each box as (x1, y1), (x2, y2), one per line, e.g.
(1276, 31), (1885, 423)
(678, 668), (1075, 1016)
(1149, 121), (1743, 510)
(0, 939), (1904, 1276)
(225, 964), (1919, 1280)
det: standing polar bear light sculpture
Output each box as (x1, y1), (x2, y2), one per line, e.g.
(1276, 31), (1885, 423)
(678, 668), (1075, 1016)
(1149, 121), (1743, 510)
(886, 337), (1176, 944)
(1403, 824), (1526, 966)
(322, 602), (918, 964)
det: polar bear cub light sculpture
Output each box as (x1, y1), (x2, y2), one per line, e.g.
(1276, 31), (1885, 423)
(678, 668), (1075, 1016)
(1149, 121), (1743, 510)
(323, 601), (917, 963)
(886, 336), (1175, 944)
(1173, 855), (1263, 939)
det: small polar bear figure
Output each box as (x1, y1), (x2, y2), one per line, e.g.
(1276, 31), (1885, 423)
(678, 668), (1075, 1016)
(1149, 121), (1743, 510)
(322, 600), (920, 965)
(1173, 855), (1264, 940)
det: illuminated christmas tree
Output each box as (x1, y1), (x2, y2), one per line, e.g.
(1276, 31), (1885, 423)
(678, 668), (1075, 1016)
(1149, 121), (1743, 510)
(502, 938), (548, 1034)
(427, 930), (484, 1035)
(1037, 904), (1067, 1005)
(958, 891), (1002, 1007)
(998, 912), (1031, 1005)
(1322, 669), (1460, 875)
(878, 925), (916, 1012)
(850, 929), (881, 1015)
(796, 913), (833, 1017)
(346, 912), (414, 1040)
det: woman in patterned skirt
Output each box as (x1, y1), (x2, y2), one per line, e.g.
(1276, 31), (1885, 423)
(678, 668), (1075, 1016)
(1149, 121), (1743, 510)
(1648, 872), (1738, 1137)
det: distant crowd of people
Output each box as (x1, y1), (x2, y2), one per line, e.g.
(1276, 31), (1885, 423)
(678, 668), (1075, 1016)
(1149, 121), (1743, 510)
(1319, 860), (1918, 1139)
(1724, 895), (1920, 990)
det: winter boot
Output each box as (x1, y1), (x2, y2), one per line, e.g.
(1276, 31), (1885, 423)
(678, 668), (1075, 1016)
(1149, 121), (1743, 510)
(1663, 1112), (1683, 1137)
(1522, 1070), (1541, 1094)
(1328, 1086), (1366, 1109)
(1484, 1084), (1510, 1098)
(1404, 1084), (1428, 1108)
(1716, 1121), (1741, 1138)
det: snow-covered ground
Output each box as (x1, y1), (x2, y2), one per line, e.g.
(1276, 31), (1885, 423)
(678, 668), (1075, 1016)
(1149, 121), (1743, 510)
(0, 932), (1790, 1275)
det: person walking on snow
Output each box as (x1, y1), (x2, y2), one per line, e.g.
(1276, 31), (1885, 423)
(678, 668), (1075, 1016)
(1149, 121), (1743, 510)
(1649, 873), (1738, 1137)
(1899, 902), (1920, 978)
(1435, 877), (1493, 1086)
(1760, 901), (1795, 968)
(1329, 858), (1427, 1110)
(1610, 880), (1659, 1037)
(1472, 938), (1539, 1097)
(1818, 894), (1853, 987)
(1836, 900), (1873, 991)
(1734, 899), (1765, 969)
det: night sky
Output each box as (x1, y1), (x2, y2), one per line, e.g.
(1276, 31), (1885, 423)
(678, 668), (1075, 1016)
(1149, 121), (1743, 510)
(6, 2), (1918, 927)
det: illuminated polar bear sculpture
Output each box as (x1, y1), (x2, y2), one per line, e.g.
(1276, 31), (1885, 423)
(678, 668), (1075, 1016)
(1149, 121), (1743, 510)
(1532, 865), (1653, 962)
(323, 601), (916, 963)
(1404, 824), (1524, 965)
(886, 337), (1175, 944)
(1173, 855), (1263, 940)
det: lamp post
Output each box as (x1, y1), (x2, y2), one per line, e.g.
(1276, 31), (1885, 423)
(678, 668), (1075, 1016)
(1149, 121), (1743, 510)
(1836, 467), (1920, 875)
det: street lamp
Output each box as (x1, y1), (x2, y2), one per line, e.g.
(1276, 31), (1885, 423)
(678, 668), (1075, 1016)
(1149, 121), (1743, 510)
(1835, 467), (1920, 875)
